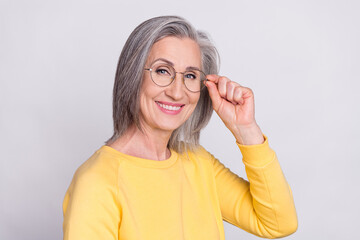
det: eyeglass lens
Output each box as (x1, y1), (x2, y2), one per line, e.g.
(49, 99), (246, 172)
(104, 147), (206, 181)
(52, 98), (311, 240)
(150, 63), (206, 92)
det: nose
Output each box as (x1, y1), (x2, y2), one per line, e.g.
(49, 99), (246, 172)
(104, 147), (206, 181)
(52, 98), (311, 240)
(165, 72), (186, 100)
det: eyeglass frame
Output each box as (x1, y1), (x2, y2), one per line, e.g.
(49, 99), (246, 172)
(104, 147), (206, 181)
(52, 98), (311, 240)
(144, 64), (208, 93)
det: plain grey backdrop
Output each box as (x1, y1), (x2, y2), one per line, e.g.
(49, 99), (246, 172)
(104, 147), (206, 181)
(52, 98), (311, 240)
(1, 0), (359, 239)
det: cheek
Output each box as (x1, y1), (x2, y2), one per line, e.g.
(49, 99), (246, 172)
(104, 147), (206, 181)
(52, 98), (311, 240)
(187, 94), (201, 114)
(139, 77), (156, 104)
(191, 93), (201, 105)
(139, 87), (152, 118)
(139, 90), (153, 114)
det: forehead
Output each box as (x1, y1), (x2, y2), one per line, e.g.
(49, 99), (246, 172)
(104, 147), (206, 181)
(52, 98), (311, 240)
(147, 37), (202, 69)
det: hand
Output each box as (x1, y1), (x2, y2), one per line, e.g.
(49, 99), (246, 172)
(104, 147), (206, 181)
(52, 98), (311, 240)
(205, 75), (264, 145)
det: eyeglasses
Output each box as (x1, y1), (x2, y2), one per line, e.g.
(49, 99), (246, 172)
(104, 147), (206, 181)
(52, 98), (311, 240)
(144, 62), (207, 93)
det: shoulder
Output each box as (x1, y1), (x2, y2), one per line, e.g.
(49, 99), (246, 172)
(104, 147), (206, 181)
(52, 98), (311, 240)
(63, 147), (122, 237)
(188, 144), (213, 157)
(177, 144), (217, 166)
(68, 147), (120, 194)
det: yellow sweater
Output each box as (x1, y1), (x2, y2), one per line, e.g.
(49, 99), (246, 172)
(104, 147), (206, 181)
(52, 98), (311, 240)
(63, 137), (297, 239)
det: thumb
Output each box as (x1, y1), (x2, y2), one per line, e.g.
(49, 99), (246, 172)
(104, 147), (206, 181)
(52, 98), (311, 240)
(205, 80), (222, 111)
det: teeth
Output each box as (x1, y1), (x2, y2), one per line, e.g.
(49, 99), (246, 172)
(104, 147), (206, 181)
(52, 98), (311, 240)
(158, 103), (181, 111)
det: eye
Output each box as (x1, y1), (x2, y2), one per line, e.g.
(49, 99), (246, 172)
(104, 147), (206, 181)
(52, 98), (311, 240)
(155, 67), (171, 76)
(184, 73), (197, 80)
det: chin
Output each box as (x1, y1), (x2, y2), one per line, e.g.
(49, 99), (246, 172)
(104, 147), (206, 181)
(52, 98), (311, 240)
(156, 121), (184, 132)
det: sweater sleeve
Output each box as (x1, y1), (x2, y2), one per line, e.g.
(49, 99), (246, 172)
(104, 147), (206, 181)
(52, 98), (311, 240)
(212, 137), (298, 238)
(62, 158), (121, 240)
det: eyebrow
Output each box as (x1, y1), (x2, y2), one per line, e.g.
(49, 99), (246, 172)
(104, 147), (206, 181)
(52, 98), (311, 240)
(150, 58), (202, 72)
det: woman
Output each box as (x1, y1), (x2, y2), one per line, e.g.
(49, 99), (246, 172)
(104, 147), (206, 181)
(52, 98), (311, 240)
(63, 16), (297, 239)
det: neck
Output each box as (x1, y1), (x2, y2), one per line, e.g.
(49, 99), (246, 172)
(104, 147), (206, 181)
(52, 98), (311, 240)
(107, 124), (172, 161)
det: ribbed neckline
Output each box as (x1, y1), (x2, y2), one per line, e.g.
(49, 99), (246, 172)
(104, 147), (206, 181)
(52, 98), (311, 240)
(98, 145), (178, 169)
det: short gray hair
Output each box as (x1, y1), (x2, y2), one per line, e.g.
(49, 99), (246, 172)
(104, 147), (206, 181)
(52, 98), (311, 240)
(106, 16), (220, 153)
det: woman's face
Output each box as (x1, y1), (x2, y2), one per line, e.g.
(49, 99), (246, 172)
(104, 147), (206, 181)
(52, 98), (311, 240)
(139, 36), (202, 134)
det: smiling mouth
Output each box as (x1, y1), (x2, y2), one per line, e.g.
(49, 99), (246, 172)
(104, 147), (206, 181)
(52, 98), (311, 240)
(156, 101), (185, 111)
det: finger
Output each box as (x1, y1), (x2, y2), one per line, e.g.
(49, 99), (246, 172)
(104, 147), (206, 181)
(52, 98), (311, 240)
(217, 76), (230, 98)
(233, 86), (244, 105)
(244, 87), (254, 104)
(205, 80), (222, 111)
(226, 81), (236, 104)
(206, 74), (221, 84)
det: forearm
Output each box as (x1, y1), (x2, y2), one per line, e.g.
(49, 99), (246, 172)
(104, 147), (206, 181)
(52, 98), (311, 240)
(239, 139), (298, 238)
(232, 123), (264, 145)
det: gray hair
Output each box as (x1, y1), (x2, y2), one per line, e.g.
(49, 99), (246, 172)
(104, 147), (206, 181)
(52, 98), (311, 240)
(106, 16), (220, 153)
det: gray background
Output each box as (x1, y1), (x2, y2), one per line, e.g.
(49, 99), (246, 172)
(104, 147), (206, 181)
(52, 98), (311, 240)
(1, 0), (359, 239)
